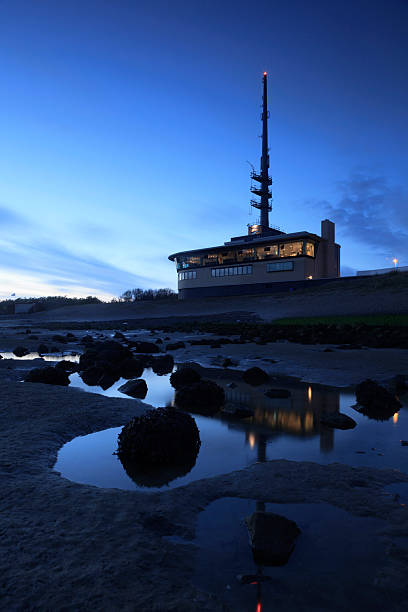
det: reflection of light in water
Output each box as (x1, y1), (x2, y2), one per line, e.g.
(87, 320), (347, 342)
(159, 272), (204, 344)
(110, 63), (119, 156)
(307, 386), (312, 402)
(253, 407), (315, 434)
(393, 413), (399, 424)
(249, 433), (256, 449)
(0, 352), (79, 362)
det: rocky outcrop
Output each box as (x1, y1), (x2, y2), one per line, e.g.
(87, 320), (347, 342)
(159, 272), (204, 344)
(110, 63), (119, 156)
(24, 366), (70, 386)
(170, 367), (201, 390)
(245, 511), (300, 566)
(118, 379), (148, 399)
(243, 367), (269, 386)
(79, 341), (143, 388)
(13, 346), (29, 357)
(320, 412), (357, 429)
(117, 406), (200, 466)
(355, 379), (401, 420)
(175, 380), (225, 415)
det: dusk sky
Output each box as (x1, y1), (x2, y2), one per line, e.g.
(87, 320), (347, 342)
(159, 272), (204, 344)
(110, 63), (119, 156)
(1, 0), (407, 299)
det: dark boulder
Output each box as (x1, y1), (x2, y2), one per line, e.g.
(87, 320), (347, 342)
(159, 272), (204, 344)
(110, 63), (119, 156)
(245, 511), (301, 566)
(131, 341), (161, 354)
(175, 380), (225, 415)
(265, 388), (291, 399)
(66, 332), (77, 340)
(52, 334), (67, 344)
(120, 357), (144, 380)
(24, 366), (70, 386)
(117, 406), (201, 466)
(155, 338), (163, 344)
(55, 360), (79, 374)
(355, 379), (401, 420)
(243, 367), (269, 386)
(13, 346), (29, 357)
(118, 379), (148, 399)
(166, 341), (186, 351)
(320, 412), (357, 429)
(80, 335), (94, 346)
(79, 340), (134, 378)
(170, 366), (201, 390)
(114, 331), (126, 340)
(151, 354), (174, 375)
(37, 343), (49, 354)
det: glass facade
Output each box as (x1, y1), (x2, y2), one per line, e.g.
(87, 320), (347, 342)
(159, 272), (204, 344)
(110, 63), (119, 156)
(267, 261), (294, 272)
(175, 240), (315, 270)
(211, 265), (252, 277)
(178, 270), (197, 281)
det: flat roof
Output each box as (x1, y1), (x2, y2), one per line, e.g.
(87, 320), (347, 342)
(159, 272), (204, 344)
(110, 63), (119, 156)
(168, 231), (321, 261)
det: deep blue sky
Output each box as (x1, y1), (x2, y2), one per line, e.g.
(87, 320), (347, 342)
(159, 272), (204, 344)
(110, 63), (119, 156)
(0, 0), (407, 298)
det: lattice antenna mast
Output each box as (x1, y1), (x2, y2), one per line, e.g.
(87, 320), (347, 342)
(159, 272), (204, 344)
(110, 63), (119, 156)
(250, 72), (272, 229)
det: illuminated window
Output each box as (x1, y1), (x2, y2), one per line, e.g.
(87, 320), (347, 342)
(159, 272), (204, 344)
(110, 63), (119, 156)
(305, 242), (315, 257)
(267, 261), (294, 272)
(279, 242), (303, 257)
(211, 265), (252, 278)
(178, 271), (197, 281)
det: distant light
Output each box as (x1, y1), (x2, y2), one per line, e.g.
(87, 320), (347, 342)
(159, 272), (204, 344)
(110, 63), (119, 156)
(392, 258), (398, 269)
(307, 275), (313, 280)
(263, 71), (267, 76)
(307, 386), (312, 402)
(393, 413), (399, 424)
(249, 433), (256, 449)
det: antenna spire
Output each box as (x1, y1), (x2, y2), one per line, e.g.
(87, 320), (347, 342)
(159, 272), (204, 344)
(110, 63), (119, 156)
(250, 72), (272, 230)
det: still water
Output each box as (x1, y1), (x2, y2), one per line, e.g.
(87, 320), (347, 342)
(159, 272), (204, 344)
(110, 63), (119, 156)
(55, 367), (408, 492)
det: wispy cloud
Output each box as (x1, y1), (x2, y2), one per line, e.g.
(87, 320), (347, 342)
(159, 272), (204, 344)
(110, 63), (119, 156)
(321, 172), (408, 261)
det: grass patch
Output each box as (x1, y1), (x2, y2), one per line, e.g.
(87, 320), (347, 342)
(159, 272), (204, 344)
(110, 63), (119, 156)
(271, 314), (408, 327)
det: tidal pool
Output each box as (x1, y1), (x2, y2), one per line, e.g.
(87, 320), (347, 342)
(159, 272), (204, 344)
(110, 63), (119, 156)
(55, 367), (408, 492)
(190, 498), (387, 612)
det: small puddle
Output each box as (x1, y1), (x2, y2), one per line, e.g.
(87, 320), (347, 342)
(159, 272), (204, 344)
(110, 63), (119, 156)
(191, 498), (386, 611)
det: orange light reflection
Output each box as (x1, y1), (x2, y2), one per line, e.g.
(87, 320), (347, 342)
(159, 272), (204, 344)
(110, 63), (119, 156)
(393, 413), (399, 424)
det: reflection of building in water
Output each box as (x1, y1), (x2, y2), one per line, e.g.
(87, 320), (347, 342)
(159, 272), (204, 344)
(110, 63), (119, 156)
(226, 383), (339, 455)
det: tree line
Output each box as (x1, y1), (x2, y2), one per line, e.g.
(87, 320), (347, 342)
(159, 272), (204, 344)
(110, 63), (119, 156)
(0, 295), (102, 315)
(118, 288), (177, 302)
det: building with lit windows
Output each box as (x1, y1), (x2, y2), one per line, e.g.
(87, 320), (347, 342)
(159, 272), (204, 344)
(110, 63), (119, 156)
(169, 73), (340, 300)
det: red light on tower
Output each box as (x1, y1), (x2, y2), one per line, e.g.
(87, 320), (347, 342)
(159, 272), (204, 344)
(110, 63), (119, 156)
(263, 71), (267, 76)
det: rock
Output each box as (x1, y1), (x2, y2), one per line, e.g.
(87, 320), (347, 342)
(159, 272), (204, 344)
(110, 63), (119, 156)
(222, 358), (235, 368)
(170, 366), (201, 389)
(166, 341), (186, 351)
(54, 360), (79, 374)
(389, 374), (408, 394)
(120, 357), (144, 380)
(155, 338), (163, 344)
(355, 379), (401, 420)
(66, 332), (77, 340)
(265, 388), (291, 399)
(245, 511), (300, 566)
(117, 406), (201, 466)
(175, 380), (225, 415)
(401, 440), (408, 447)
(151, 354), (174, 375)
(131, 341), (161, 354)
(52, 334), (67, 344)
(13, 346), (29, 357)
(79, 340), (134, 378)
(81, 334), (94, 346)
(114, 331), (126, 340)
(37, 343), (49, 354)
(118, 379), (148, 399)
(24, 366), (70, 386)
(243, 367), (269, 386)
(320, 412), (357, 429)
(0, 355), (2, 360)
(25, 329), (31, 334)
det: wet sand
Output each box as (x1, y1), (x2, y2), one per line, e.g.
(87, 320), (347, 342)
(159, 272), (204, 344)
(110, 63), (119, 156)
(1, 323), (408, 610)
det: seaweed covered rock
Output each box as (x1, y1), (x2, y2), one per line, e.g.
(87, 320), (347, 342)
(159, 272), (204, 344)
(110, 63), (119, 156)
(243, 367), (269, 386)
(54, 360), (79, 374)
(24, 366), (70, 386)
(13, 346), (29, 357)
(245, 511), (300, 566)
(320, 412), (357, 429)
(37, 343), (49, 354)
(129, 341), (161, 354)
(117, 406), (200, 467)
(151, 354), (174, 375)
(170, 366), (201, 390)
(118, 378), (148, 399)
(120, 357), (144, 380)
(79, 340), (141, 385)
(175, 380), (225, 415)
(355, 379), (401, 420)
